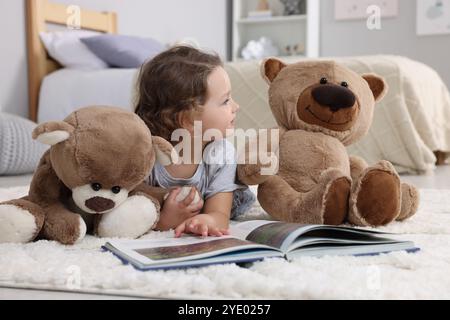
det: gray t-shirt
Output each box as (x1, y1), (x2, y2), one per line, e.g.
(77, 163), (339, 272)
(147, 139), (255, 219)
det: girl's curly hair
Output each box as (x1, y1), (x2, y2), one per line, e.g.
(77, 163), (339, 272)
(135, 45), (223, 141)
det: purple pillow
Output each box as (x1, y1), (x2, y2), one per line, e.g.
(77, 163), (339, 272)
(81, 34), (164, 68)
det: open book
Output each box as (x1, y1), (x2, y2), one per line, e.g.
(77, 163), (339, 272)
(103, 220), (419, 271)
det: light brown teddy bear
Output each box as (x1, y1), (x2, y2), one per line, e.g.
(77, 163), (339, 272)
(238, 58), (420, 227)
(0, 106), (177, 245)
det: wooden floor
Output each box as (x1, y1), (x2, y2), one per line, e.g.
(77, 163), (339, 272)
(400, 165), (450, 190)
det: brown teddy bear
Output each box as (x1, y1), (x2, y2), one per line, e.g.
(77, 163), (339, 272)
(238, 58), (419, 227)
(0, 106), (177, 245)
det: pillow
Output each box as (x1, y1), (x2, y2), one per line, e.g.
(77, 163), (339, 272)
(81, 34), (164, 68)
(0, 113), (48, 176)
(40, 30), (109, 69)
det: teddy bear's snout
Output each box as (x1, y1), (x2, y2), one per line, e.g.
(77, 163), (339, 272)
(312, 84), (356, 112)
(85, 197), (115, 213)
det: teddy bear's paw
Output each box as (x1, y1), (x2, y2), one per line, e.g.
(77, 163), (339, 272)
(349, 165), (401, 226)
(374, 160), (397, 173)
(323, 177), (351, 225)
(396, 183), (420, 221)
(97, 195), (158, 238)
(282, 169), (350, 225)
(75, 216), (87, 243)
(163, 186), (202, 205)
(237, 163), (274, 185)
(0, 201), (45, 244)
(46, 214), (86, 245)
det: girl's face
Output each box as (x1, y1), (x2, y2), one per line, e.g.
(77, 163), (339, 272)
(197, 67), (240, 139)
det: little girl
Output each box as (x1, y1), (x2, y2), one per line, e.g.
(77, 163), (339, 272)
(135, 45), (255, 238)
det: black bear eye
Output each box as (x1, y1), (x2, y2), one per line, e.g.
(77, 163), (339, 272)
(320, 78), (328, 85)
(91, 183), (102, 191)
(111, 186), (121, 194)
(341, 81), (349, 88)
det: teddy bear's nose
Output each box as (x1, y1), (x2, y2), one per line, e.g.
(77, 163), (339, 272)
(85, 197), (115, 212)
(312, 84), (356, 112)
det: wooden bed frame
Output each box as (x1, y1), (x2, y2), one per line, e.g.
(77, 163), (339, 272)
(26, 0), (117, 122)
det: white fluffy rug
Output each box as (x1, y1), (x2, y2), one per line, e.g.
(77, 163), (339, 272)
(1, 186), (450, 299)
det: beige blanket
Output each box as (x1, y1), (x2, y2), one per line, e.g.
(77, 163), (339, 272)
(225, 55), (450, 174)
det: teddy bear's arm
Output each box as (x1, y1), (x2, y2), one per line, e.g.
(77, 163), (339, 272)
(237, 163), (274, 186)
(28, 151), (66, 206)
(94, 183), (162, 238)
(237, 128), (284, 186)
(131, 183), (167, 208)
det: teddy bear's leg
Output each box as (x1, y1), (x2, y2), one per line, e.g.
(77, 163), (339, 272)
(0, 198), (45, 243)
(349, 156), (369, 181)
(41, 203), (87, 245)
(258, 169), (351, 225)
(95, 192), (159, 239)
(348, 160), (401, 226)
(396, 183), (420, 221)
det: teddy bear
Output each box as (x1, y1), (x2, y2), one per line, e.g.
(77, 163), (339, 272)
(0, 106), (179, 245)
(237, 58), (420, 227)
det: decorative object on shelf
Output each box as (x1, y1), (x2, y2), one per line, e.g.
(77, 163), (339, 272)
(241, 37), (279, 60)
(285, 43), (305, 56)
(279, 0), (306, 16)
(231, 0), (320, 61)
(257, 0), (270, 11)
(248, 0), (273, 18)
(417, 0), (450, 36)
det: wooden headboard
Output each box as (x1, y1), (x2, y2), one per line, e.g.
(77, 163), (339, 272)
(26, 0), (117, 122)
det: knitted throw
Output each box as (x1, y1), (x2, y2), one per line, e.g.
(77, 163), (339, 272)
(0, 113), (47, 176)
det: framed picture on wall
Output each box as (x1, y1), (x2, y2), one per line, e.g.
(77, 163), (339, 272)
(417, 0), (450, 35)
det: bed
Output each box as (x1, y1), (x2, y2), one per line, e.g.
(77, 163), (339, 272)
(26, 0), (117, 122)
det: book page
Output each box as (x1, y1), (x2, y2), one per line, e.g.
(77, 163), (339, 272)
(231, 220), (306, 250)
(135, 237), (253, 261)
(108, 235), (276, 265)
(230, 220), (277, 239)
(244, 222), (305, 250)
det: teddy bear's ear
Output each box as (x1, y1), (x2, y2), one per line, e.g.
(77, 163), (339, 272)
(32, 121), (74, 146)
(261, 58), (287, 84)
(152, 136), (179, 166)
(362, 74), (388, 103)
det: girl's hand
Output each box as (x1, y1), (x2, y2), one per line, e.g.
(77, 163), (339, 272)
(156, 187), (204, 231)
(174, 214), (230, 238)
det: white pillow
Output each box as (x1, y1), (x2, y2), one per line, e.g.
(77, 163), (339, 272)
(40, 30), (108, 69)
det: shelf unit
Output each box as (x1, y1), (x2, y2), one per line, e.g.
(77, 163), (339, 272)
(231, 0), (320, 61)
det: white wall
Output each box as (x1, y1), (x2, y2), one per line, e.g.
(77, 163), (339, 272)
(0, 0), (227, 118)
(320, 0), (450, 89)
(53, 0), (227, 55)
(0, 0), (28, 117)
